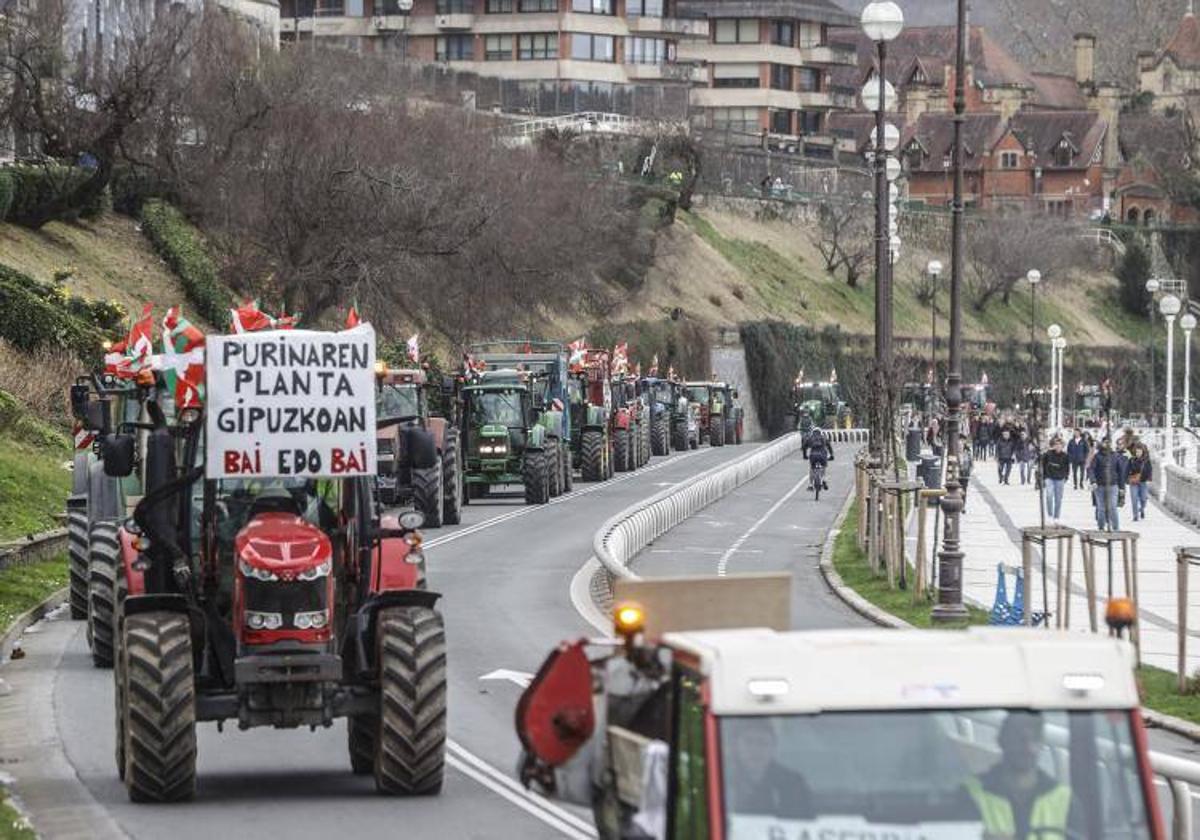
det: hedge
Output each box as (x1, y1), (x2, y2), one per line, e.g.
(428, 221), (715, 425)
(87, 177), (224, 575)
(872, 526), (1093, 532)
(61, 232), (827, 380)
(5, 164), (93, 227)
(139, 200), (231, 328)
(0, 267), (104, 362)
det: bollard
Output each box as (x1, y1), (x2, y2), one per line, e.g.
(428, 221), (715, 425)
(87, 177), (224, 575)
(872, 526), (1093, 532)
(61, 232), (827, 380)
(913, 488), (945, 602)
(1176, 548), (1200, 694)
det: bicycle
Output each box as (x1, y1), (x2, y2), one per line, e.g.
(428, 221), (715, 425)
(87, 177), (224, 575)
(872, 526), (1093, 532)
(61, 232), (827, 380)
(811, 462), (825, 501)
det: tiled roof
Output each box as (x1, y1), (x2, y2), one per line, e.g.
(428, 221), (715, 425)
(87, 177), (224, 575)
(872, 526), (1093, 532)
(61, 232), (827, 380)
(676, 0), (853, 24)
(1007, 110), (1106, 169)
(1159, 12), (1200, 70)
(828, 25), (1035, 92)
(828, 111), (905, 153)
(900, 112), (1005, 173)
(1029, 73), (1087, 110)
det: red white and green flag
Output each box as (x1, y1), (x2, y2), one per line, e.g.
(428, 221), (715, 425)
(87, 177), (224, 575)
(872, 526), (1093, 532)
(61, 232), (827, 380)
(406, 333), (420, 363)
(110, 304), (156, 379)
(229, 300), (298, 333)
(345, 301), (361, 330)
(162, 305), (206, 410)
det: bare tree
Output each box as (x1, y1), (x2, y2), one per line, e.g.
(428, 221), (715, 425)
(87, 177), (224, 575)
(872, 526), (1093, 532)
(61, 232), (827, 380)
(813, 193), (873, 288)
(0, 0), (200, 225)
(964, 212), (1085, 312)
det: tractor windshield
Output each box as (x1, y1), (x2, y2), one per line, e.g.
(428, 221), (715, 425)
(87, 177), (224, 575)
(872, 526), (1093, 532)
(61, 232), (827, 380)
(472, 390), (524, 428)
(650, 383), (673, 405)
(721, 709), (1151, 839)
(1078, 392), (1102, 412)
(687, 386), (709, 404)
(378, 384), (420, 421)
(797, 385), (827, 404)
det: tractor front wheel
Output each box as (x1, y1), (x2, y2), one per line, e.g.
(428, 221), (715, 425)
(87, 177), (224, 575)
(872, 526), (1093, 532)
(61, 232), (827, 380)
(375, 606), (447, 796)
(671, 420), (688, 453)
(523, 449), (550, 505)
(88, 521), (126, 669)
(613, 429), (630, 473)
(561, 441), (574, 493)
(441, 430), (463, 526)
(712, 418), (726, 447)
(548, 441), (563, 497)
(123, 611), (197, 802)
(725, 417), (737, 448)
(413, 460), (444, 528)
(653, 417), (670, 456)
(581, 430), (605, 482)
(67, 506), (89, 620)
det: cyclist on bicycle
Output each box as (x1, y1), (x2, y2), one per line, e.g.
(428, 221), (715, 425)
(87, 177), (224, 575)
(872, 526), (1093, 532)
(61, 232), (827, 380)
(802, 425), (832, 491)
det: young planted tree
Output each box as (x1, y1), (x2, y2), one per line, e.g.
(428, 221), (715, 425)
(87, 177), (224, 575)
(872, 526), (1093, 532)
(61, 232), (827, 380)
(964, 213), (1084, 311)
(813, 193), (873, 288)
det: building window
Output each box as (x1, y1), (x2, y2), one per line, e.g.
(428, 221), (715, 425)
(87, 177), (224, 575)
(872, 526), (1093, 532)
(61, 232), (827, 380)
(435, 34), (473, 60)
(712, 63), (758, 88)
(769, 20), (793, 46)
(714, 18), (757, 44)
(519, 0), (557, 10)
(769, 64), (792, 90)
(486, 0), (513, 11)
(435, 0), (471, 12)
(798, 110), (822, 134)
(626, 0), (662, 16)
(906, 146), (923, 170)
(485, 34), (513, 58)
(797, 67), (819, 91)
(712, 106), (759, 134)
(570, 32), (615, 60)
(571, 0), (613, 14)
(770, 109), (793, 135)
(626, 37), (668, 64)
(1000, 151), (1020, 169)
(797, 20), (822, 47)
(1054, 141), (1073, 167)
(519, 33), (557, 58)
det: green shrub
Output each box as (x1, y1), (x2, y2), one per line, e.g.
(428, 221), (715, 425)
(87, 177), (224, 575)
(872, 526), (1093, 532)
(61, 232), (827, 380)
(5, 164), (91, 227)
(139, 200), (231, 328)
(110, 167), (173, 216)
(0, 170), (15, 221)
(0, 269), (103, 362)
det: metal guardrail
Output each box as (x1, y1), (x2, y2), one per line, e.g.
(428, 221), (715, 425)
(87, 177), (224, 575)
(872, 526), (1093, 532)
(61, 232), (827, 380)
(1151, 750), (1200, 840)
(504, 111), (653, 139)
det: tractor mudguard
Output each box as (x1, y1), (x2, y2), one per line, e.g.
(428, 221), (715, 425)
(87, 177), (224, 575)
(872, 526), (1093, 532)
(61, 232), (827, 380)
(350, 589), (443, 678)
(584, 405), (607, 430)
(426, 416), (447, 453)
(527, 424), (546, 450)
(614, 409), (632, 431)
(372, 535), (422, 593)
(120, 528), (146, 597)
(404, 426), (438, 471)
(87, 458), (122, 525)
(122, 593), (189, 618)
(538, 409), (565, 439)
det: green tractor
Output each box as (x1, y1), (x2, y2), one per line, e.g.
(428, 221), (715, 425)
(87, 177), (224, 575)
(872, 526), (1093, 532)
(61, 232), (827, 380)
(791, 380), (851, 430)
(460, 370), (565, 504)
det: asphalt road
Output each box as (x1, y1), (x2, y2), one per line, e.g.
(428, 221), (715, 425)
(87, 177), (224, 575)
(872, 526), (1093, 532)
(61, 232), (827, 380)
(26, 442), (757, 839)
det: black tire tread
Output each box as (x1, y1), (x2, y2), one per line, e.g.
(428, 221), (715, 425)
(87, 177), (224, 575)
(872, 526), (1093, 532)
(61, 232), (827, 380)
(613, 429), (630, 473)
(88, 521), (125, 668)
(441, 431), (463, 526)
(67, 507), (89, 620)
(581, 430), (604, 482)
(375, 606), (447, 796)
(523, 449), (549, 505)
(412, 461), (443, 528)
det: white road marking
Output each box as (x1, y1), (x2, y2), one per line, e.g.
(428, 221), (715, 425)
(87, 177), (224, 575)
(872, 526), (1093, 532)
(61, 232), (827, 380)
(716, 472), (809, 577)
(447, 740), (598, 838)
(479, 669), (533, 688)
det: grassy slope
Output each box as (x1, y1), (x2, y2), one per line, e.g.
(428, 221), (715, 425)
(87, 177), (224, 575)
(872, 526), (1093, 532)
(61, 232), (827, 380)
(612, 205), (1145, 350)
(0, 435), (70, 541)
(0, 555), (67, 634)
(0, 212), (212, 327)
(0, 796), (36, 840)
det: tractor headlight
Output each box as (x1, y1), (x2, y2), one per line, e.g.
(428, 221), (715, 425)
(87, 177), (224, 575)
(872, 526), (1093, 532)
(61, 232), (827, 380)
(239, 559), (278, 582)
(292, 610), (328, 630)
(297, 559), (332, 581)
(480, 443), (508, 455)
(245, 610), (283, 630)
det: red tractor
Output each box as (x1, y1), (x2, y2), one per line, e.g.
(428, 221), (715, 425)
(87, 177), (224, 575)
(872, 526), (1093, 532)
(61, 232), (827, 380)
(102, 327), (446, 802)
(569, 349), (615, 482)
(611, 374), (648, 472)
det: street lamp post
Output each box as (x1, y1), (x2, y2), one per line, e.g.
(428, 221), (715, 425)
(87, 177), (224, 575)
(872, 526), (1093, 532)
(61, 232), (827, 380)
(1147, 277), (1161, 423)
(1026, 269), (1042, 434)
(1162, 294), (1182, 458)
(1048, 324), (1063, 430)
(932, 0), (969, 623)
(1054, 337), (1067, 431)
(861, 1), (903, 465)
(1182, 312), (1197, 430)
(927, 259), (944, 412)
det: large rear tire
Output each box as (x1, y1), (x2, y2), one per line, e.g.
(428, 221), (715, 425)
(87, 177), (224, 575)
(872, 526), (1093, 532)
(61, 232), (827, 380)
(441, 431), (463, 526)
(712, 418), (726, 447)
(67, 506), (89, 620)
(88, 521), (125, 669)
(652, 417), (669, 457)
(561, 441), (574, 493)
(115, 625), (127, 779)
(412, 460), (444, 528)
(349, 714), (378, 775)
(671, 421), (688, 453)
(613, 429), (630, 473)
(375, 606), (447, 796)
(640, 420), (651, 466)
(547, 441), (563, 497)
(581, 430), (605, 482)
(123, 611), (197, 802)
(725, 417), (736, 448)
(523, 449), (550, 505)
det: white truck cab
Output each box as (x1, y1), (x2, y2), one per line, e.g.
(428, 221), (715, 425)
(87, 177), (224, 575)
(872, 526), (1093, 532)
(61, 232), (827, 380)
(516, 576), (1164, 840)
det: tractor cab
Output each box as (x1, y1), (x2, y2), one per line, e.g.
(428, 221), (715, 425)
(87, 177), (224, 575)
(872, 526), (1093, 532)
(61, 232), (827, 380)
(792, 381), (848, 430)
(515, 575), (1163, 840)
(1074, 385), (1104, 428)
(965, 382), (994, 416)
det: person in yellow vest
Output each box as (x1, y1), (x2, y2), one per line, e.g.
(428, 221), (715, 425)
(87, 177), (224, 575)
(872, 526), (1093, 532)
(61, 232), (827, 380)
(965, 711), (1072, 840)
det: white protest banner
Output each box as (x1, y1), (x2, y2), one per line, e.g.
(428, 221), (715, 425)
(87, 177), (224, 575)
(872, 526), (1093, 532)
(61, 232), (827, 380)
(205, 325), (377, 479)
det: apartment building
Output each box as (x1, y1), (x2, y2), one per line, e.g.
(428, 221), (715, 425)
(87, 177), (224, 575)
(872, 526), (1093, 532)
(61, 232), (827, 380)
(279, 0), (708, 95)
(675, 0), (856, 157)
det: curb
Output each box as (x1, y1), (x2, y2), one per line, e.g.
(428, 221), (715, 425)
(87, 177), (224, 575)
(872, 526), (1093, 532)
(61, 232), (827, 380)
(817, 494), (1200, 744)
(1, 587), (68, 664)
(0, 527), (68, 574)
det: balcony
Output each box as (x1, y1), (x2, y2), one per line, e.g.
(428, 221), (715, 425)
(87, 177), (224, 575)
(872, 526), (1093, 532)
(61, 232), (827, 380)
(280, 14), (378, 35)
(435, 12), (474, 28)
(625, 62), (705, 82)
(626, 15), (707, 38)
(691, 88), (837, 110)
(798, 41), (857, 66)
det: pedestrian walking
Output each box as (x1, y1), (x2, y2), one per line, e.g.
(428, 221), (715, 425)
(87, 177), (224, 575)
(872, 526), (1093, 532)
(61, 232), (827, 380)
(1067, 429), (1089, 490)
(1016, 431), (1035, 485)
(1089, 438), (1127, 532)
(958, 433), (973, 511)
(1041, 436), (1070, 524)
(996, 429), (1015, 485)
(1127, 443), (1153, 522)
(974, 417), (990, 461)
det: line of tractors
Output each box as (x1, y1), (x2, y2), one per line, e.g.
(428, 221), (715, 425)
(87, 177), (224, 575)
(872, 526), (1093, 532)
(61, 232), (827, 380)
(61, 321), (743, 804)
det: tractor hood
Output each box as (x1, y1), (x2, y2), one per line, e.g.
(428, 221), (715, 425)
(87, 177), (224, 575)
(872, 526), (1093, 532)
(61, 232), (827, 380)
(480, 424), (511, 437)
(235, 513), (332, 578)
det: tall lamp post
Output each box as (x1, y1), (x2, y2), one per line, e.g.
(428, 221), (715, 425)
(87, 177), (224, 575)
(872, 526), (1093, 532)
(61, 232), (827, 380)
(932, 0), (969, 623)
(927, 259), (944, 408)
(1026, 269), (1042, 432)
(1162, 294), (1182, 456)
(1182, 312), (1196, 430)
(861, 1), (904, 465)
(1047, 324), (1062, 430)
(1054, 336), (1067, 431)
(1147, 277), (1161, 423)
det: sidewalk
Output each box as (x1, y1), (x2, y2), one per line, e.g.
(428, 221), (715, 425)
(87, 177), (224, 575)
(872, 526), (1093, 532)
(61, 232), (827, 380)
(908, 455), (1200, 675)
